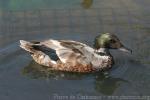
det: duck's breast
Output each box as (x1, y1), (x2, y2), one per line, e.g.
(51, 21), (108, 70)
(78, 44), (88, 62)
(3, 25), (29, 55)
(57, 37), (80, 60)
(91, 54), (113, 70)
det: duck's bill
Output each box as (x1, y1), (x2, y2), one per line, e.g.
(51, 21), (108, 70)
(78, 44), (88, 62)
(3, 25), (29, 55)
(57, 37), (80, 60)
(119, 46), (132, 54)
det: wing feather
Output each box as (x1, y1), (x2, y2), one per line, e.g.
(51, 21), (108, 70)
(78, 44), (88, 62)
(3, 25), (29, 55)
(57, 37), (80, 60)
(41, 39), (94, 64)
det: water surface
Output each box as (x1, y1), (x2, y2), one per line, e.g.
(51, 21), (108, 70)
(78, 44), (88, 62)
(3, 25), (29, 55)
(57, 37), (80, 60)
(0, 0), (150, 100)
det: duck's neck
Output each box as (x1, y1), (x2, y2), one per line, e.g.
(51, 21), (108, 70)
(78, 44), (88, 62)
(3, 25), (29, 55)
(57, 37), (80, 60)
(95, 48), (111, 56)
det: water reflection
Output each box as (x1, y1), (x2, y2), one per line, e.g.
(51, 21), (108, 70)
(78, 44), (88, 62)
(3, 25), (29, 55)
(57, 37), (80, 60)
(81, 0), (93, 9)
(22, 61), (127, 95)
(22, 61), (89, 80)
(95, 74), (127, 95)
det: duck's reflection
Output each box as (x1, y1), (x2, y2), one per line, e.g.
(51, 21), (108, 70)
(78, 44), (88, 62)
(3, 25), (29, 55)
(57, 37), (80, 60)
(22, 61), (89, 79)
(22, 61), (127, 95)
(94, 73), (127, 95)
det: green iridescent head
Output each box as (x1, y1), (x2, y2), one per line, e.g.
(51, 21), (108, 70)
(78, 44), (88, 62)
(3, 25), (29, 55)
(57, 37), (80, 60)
(94, 33), (132, 53)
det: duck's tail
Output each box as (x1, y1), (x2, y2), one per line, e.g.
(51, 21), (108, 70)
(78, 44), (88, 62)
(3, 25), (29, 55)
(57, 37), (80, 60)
(20, 40), (39, 53)
(20, 40), (57, 67)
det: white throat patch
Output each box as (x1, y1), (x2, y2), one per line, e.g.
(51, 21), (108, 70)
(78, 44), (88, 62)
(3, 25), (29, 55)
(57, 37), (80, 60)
(96, 48), (106, 53)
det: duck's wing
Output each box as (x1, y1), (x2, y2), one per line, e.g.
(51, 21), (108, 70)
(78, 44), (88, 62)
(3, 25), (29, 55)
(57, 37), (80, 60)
(41, 39), (95, 64)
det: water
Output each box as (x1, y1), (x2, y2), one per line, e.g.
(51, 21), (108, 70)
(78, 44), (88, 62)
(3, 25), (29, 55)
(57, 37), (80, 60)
(0, 0), (150, 100)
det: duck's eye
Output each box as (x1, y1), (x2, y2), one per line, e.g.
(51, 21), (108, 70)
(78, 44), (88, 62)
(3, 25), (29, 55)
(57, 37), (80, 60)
(110, 39), (116, 43)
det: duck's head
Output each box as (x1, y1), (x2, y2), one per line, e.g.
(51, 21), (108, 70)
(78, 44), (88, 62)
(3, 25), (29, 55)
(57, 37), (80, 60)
(94, 33), (132, 53)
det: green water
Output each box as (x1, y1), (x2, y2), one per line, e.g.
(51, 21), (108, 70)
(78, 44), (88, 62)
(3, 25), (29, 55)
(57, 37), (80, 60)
(1, 0), (86, 11)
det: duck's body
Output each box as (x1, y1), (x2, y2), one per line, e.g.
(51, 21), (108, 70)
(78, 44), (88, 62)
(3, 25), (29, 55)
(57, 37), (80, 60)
(20, 33), (131, 73)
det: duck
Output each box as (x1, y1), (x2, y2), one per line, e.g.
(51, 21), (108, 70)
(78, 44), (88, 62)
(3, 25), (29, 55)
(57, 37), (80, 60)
(20, 33), (132, 73)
